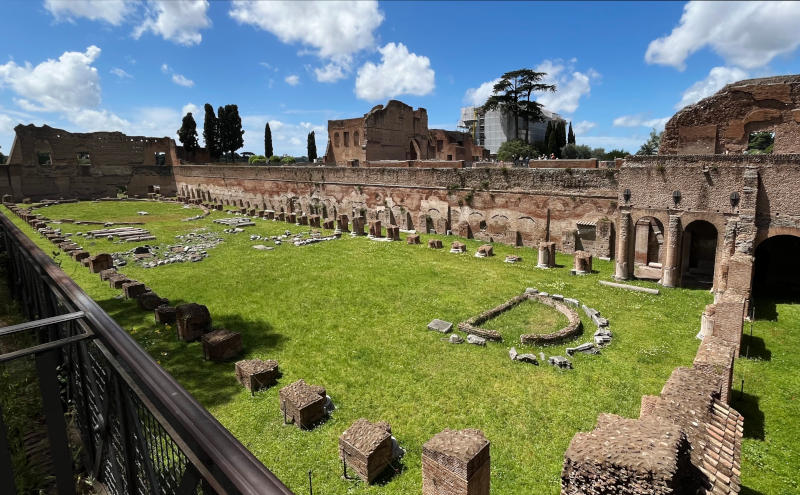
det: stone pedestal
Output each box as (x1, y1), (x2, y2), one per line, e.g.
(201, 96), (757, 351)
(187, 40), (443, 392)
(369, 220), (382, 237)
(287, 213), (297, 224)
(338, 214), (349, 232)
(137, 291), (167, 311)
(339, 419), (393, 484)
(122, 282), (147, 300)
(276, 212), (285, 221)
(108, 274), (130, 289)
(154, 305), (177, 325)
(428, 239), (443, 249)
(450, 241), (467, 253)
(71, 250), (90, 262)
(175, 303), (212, 342)
(235, 359), (279, 392)
(265, 210), (275, 220)
(386, 225), (400, 241)
(89, 253), (113, 273)
(407, 234), (420, 244)
(352, 217), (365, 235)
(537, 241), (556, 268)
(279, 379), (326, 429)
(477, 244), (493, 257)
(201, 329), (242, 361)
(99, 268), (117, 281)
(309, 215), (321, 228)
(422, 429), (490, 495)
(573, 251), (593, 274)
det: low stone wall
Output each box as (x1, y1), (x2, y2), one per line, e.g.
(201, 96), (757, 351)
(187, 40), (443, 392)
(520, 294), (582, 345)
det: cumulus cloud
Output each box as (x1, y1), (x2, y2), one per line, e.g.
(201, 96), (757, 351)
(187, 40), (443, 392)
(534, 59), (597, 114)
(229, 1), (384, 82)
(355, 42), (435, 101)
(573, 120), (596, 135)
(0, 113), (14, 134)
(172, 73), (194, 87)
(675, 66), (748, 109)
(134, 0), (211, 46)
(44, 0), (134, 25)
(0, 45), (102, 113)
(463, 78), (500, 106)
(110, 67), (133, 79)
(182, 103), (200, 116)
(285, 74), (300, 86)
(71, 109), (131, 132)
(613, 114), (670, 130)
(646, 1), (800, 70)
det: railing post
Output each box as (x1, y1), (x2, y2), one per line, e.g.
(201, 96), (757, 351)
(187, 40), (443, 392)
(35, 348), (76, 495)
(0, 404), (17, 495)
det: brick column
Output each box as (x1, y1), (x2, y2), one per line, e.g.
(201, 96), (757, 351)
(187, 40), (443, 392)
(662, 214), (681, 287)
(614, 211), (631, 280)
(422, 429), (489, 495)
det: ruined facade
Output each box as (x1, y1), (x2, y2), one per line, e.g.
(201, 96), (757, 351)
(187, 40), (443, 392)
(1, 124), (177, 198)
(324, 100), (487, 167)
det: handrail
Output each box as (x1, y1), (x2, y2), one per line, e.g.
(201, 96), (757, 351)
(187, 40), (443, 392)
(0, 209), (294, 495)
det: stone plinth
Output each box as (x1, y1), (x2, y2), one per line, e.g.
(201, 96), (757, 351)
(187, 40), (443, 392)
(122, 282), (147, 300)
(276, 212), (285, 221)
(428, 239), (443, 249)
(264, 210), (275, 220)
(137, 291), (167, 311)
(298, 214), (309, 226)
(407, 234), (420, 244)
(386, 225), (400, 241)
(352, 217), (366, 235)
(450, 241), (467, 253)
(323, 219), (335, 230)
(287, 213), (297, 224)
(537, 241), (556, 268)
(279, 379), (326, 429)
(88, 253), (113, 273)
(175, 303), (212, 342)
(338, 214), (349, 232)
(235, 359), (279, 393)
(99, 268), (117, 281)
(340, 419), (393, 484)
(154, 305), (176, 325)
(477, 244), (493, 257)
(108, 274), (130, 289)
(309, 215), (321, 228)
(573, 250), (593, 274)
(422, 428), (490, 495)
(369, 220), (382, 237)
(201, 329), (242, 361)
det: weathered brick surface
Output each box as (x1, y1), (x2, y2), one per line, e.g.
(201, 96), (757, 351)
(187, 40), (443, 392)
(339, 419), (393, 484)
(175, 303), (212, 342)
(422, 429), (489, 495)
(279, 379), (326, 429)
(235, 359), (279, 392)
(201, 329), (242, 361)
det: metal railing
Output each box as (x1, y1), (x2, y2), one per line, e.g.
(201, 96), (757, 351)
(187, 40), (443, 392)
(0, 209), (294, 495)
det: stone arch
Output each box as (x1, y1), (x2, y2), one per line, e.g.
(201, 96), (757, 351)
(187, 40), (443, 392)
(633, 216), (665, 280)
(681, 220), (718, 288)
(409, 139), (421, 160)
(515, 216), (536, 247)
(487, 214), (509, 236)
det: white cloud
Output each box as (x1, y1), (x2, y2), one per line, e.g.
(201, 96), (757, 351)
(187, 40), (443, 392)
(71, 109), (131, 132)
(182, 103), (200, 116)
(0, 113), (14, 134)
(134, 0), (211, 46)
(259, 62), (279, 72)
(0, 45), (102, 113)
(314, 62), (347, 83)
(463, 78), (500, 106)
(675, 66), (748, 109)
(172, 73), (194, 87)
(646, 1), (800, 70)
(355, 42), (435, 101)
(534, 59), (597, 114)
(613, 114), (670, 130)
(229, 1), (384, 83)
(110, 67), (132, 79)
(572, 120), (596, 135)
(44, 0), (134, 25)
(285, 74), (300, 86)
(161, 63), (170, 73)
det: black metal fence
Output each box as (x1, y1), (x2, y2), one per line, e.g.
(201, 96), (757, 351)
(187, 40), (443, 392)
(0, 210), (294, 495)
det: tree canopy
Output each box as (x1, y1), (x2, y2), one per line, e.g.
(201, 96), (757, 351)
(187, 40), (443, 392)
(203, 103), (221, 160)
(217, 104), (244, 162)
(265, 122), (273, 158)
(307, 131), (317, 162)
(497, 139), (535, 162)
(636, 128), (662, 155)
(482, 69), (556, 143)
(567, 121), (575, 144)
(177, 112), (199, 152)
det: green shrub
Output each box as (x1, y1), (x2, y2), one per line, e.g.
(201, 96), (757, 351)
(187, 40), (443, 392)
(268, 155), (281, 163)
(281, 156), (296, 164)
(248, 155), (267, 164)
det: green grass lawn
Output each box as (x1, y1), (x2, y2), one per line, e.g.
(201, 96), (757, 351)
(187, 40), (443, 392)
(2, 201), (737, 493)
(482, 299), (569, 343)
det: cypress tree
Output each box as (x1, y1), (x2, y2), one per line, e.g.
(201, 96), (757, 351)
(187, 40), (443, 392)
(568, 121), (575, 144)
(265, 123), (273, 158)
(203, 103), (221, 160)
(177, 112), (199, 153)
(544, 121), (553, 154)
(217, 104), (244, 162)
(556, 120), (567, 157)
(307, 131), (317, 162)
(547, 124), (558, 157)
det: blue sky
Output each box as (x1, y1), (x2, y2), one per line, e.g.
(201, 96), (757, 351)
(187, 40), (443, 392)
(1, 1), (799, 157)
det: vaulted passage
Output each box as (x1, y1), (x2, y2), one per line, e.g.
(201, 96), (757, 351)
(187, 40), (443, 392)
(753, 235), (800, 299)
(681, 220), (717, 288)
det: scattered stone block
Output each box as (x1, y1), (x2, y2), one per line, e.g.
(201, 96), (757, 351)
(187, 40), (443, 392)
(509, 347), (538, 364)
(407, 234), (420, 244)
(175, 303), (212, 342)
(448, 334), (464, 344)
(137, 291), (168, 311)
(548, 356), (573, 369)
(428, 319), (453, 333)
(566, 342), (598, 356)
(466, 334), (486, 346)
(428, 239), (443, 249)
(504, 254), (521, 263)
(235, 359), (279, 393)
(339, 419), (394, 484)
(564, 297), (580, 307)
(422, 429), (490, 495)
(154, 305), (177, 325)
(450, 241), (467, 253)
(279, 379), (327, 429)
(88, 253), (114, 273)
(201, 329), (243, 361)
(122, 282), (147, 300)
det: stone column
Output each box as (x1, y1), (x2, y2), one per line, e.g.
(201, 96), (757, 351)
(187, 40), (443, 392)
(422, 429), (489, 495)
(662, 214), (681, 288)
(537, 241), (556, 268)
(614, 212), (631, 280)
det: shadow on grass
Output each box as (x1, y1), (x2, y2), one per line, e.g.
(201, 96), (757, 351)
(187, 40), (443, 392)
(739, 333), (771, 361)
(740, 487), (766, 495)
(733, 391), (765, 441)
